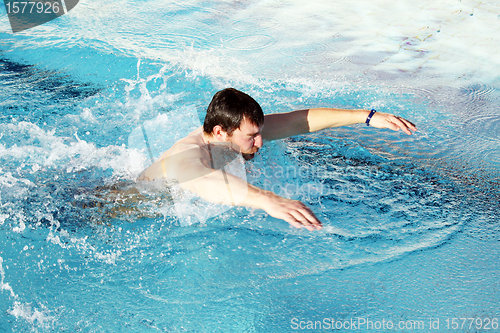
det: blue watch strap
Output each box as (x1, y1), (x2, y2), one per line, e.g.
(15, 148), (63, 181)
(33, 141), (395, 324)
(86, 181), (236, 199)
(366, 109), (377, 126)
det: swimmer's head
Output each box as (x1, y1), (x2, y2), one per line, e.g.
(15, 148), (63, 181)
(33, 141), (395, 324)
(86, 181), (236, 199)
(203, 88), (264, 160)
(203, 88), (264, 136)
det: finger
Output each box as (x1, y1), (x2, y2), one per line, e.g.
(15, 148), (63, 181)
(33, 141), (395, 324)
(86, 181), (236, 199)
(290, 206), (322, 231)
(396, 116), (417, 130)
(388, 116), (412, 135)
(297, 207), (323, 230)
(285, 209), (315, 231)
(284, 215), (304, 229)
(398, 116), (417, 130)
(288, 211), (315, 231)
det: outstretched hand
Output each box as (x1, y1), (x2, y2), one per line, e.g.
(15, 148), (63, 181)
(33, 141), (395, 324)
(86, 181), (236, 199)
(369, 112), (417, 135)
(262, 193), (322, 231)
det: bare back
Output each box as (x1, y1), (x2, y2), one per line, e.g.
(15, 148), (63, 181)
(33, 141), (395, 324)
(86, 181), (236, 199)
(137, 127), (210, 182)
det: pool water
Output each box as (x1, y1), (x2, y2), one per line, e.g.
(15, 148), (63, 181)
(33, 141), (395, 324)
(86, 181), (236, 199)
(1, 0), (499, 332)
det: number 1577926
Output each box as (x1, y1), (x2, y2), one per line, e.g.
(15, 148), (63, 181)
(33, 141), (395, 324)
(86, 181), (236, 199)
(5, 1), (61, 14)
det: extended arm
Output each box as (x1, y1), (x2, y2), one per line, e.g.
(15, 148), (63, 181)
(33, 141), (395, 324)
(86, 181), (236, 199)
(181, 167), (321, 231)
(262, 108), (417, 141)
(159, 146), (322, 231)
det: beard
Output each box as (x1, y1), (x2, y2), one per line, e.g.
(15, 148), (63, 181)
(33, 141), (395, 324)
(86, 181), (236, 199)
(241, 147), (259, 160)
(242, 153), (255, 161)
(226, 137), (259, 161)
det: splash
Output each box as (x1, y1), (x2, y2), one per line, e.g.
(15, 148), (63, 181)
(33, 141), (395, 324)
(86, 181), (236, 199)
(0, 256), (17, 298)
(8, 301), (55, 329)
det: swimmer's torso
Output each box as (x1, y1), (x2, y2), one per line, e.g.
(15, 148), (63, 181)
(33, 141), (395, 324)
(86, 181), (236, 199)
(137, 127), (210, 182)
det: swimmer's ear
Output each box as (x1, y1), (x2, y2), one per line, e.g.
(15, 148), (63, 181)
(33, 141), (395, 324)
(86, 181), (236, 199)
(212, 125), (229, 141)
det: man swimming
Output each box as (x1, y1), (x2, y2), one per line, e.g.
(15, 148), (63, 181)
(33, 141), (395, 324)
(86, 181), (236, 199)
(138, 88), (417, 231)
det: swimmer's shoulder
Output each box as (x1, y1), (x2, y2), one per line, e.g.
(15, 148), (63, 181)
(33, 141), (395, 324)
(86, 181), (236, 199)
(138, 127), (206, 181)
(157, 127), (204, 159)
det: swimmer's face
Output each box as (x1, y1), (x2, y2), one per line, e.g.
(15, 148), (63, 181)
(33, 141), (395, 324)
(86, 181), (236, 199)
(227, 118), (263, 160)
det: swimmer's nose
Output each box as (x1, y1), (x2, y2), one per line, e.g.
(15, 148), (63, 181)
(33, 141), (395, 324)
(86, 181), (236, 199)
(254, 134), (263, 148)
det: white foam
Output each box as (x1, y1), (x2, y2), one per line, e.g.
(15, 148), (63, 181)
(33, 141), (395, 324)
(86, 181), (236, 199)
(11, 219), (26, 233)
(0, 256), (17, 298)
(4, 0), (498, 87)
(0, 121), (147, 179)
(8, 301), (55, 328)
(94, 250), (122, 265)
(0, 213), (8, 225)
(46, 231), (66, 248)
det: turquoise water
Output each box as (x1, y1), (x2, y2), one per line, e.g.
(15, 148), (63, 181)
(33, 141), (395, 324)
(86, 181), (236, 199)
(1, 1), (499, 332)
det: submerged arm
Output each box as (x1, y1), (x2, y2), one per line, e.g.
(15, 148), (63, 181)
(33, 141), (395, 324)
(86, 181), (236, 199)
(262, 108), (417, 141)
(173, 152), (322, 231)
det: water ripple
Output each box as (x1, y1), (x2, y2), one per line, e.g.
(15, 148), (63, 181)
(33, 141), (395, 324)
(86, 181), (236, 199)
(464, 114), (500, 143)
(460, 83), (499, 104)
(231, 17), (280, 32)
(224, 34), (276, 51)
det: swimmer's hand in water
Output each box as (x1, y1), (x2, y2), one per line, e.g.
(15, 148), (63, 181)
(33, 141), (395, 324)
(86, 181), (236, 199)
(260, 192), (322, 231)
(368, 112), (417, 135)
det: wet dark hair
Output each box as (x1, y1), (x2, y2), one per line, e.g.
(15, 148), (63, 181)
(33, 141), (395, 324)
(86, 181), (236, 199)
(203, 88), (264, 135)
